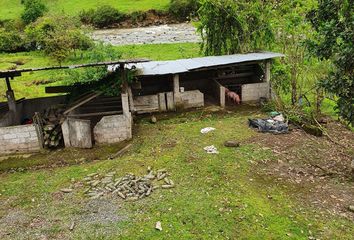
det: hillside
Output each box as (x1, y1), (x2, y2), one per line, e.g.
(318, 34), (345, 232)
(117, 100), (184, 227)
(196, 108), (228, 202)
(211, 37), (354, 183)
(0, 0), (170, 20)
(0, 108), (353, 239)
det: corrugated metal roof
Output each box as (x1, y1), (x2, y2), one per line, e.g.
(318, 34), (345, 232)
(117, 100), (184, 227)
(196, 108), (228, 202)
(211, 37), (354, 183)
(110, 52), (284, 76)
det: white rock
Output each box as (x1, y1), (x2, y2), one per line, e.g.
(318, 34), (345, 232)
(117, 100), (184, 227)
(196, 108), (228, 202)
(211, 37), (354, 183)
(155, 221), (162, 231)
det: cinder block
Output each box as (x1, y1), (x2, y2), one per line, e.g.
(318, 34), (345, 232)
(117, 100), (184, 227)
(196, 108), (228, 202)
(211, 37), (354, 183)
(3, 134), (15, 140)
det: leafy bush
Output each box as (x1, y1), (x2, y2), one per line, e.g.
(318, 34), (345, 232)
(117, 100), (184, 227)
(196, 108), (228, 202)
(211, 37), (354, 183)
(25, 15), (93, 63)
(21, 0), (48, 24)
(0, 21), (27, 52)
(169, 0), (200, 20)
(79, 5), (124, 28)
(130, 11), (148, 24)
(0, 29), (26, 52)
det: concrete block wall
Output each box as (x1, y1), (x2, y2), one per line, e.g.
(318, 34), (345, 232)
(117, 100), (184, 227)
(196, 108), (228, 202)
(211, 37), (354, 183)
(180, 90), (204, 109)
(62, 118), (92, 148)
(134, 94), (159, 114)
(241, 82), (270, 102)
(94, 114), (132, 144)
(0, 124), (40, 154)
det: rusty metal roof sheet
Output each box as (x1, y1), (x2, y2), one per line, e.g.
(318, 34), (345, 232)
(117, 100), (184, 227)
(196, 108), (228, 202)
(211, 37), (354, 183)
(110, 52), (284, 76)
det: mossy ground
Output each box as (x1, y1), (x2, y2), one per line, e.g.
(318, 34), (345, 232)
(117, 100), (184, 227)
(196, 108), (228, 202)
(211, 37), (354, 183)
(0, 106), (353, 239)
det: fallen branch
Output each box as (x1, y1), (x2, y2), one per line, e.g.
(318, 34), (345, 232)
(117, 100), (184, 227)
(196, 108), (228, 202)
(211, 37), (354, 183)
(313, 117), (345, 147)
(108, 143), (132, 160)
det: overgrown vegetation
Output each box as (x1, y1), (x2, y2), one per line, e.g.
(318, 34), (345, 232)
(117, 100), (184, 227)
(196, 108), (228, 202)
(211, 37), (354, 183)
(307, 0), (354, 125)
(168, 0), (200, 20)
(198, 0), (274, 55)
(197, 0), (352, 126)
(79, 5), (125, 28)
(0, 21), (26, 53)
(25, 15), (93, 64)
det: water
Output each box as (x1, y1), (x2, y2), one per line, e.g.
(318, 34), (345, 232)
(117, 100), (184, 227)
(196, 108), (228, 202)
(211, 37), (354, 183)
(92, 23), (201, 46)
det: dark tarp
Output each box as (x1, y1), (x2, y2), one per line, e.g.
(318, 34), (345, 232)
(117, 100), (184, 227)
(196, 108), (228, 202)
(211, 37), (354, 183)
(248, 118), (288, 134)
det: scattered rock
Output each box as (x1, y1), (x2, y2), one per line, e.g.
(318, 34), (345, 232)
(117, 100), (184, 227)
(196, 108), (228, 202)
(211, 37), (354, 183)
(204, 145), (219, 154)
(79, 168), (175, 201)
(60, 188), (73, 193)
(151, 116), (157, 124)
(224, 140), (240, 148)
(155, 221), (162, 231)
(69, 221), (75, 231)
(201, 127), (216, 134)
(348, 205), (354, 213)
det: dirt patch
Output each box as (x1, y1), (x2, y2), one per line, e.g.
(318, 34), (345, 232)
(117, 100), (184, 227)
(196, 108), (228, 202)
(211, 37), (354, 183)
(0, 209), (29, 233)
(0, 141), (129, 173)
(75, 198), (126, 225)
(249, 120), (354, 220)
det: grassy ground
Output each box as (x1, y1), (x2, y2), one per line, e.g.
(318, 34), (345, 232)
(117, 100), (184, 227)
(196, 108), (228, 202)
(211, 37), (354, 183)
(0, 0), (170, 20)
(0, 106), (353, 239)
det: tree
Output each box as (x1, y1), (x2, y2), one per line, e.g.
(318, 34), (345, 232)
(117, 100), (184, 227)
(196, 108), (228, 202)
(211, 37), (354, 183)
(307, 0), (354, 124)
(197, 0), (274, 55)
(270, 0), (316, 105)
(21, 0), (48, 24)
(25, 15), (93, 64)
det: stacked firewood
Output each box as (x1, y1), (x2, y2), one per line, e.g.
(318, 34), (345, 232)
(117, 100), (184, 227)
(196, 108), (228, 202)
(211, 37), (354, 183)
(43, 124), (63, 148)
(41, 107), (65, 149)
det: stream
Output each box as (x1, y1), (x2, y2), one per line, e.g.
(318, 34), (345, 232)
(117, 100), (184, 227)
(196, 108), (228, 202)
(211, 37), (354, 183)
(92, 23), (201, 45)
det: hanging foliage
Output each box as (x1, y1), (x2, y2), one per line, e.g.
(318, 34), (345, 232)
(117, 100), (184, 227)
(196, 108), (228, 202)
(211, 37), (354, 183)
(197, 0), (274, 55)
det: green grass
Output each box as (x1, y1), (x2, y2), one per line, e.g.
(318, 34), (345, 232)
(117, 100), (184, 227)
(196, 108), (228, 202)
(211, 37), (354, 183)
(0, 108), (353, 239)
(0, 0), (170, 20)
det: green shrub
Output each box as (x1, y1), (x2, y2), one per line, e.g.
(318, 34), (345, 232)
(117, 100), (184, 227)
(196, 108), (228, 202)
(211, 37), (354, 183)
(78, 9), (95, 25)
(21, 0), (48, 24)
(25, 15), (93, 63)
(130, 11), (148, 24)
(169, 0), (200, 20)
(0, 29), (26, 52)
(79, 5), (124, 28)
(0, 21), (27, 52)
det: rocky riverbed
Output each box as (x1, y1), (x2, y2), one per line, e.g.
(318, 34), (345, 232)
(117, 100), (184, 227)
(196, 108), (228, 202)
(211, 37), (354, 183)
(92, 23), (201, 45)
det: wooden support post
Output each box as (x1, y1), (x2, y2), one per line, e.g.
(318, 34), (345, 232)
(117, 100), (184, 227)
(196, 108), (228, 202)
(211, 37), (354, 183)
(127, 86), (135, 113)
(265, 60), (271, 99)
(173, 74), (181, 109)
(220, 85), (226, 108)
(5, 77), (12, 91)
(5, 76), (20, 125)
(121, 93), (130, 117)
(120, 63), (128, 93)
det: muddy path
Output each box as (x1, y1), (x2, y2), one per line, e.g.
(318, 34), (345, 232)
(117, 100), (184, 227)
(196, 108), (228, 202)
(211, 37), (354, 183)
(92, 23), (201, 45)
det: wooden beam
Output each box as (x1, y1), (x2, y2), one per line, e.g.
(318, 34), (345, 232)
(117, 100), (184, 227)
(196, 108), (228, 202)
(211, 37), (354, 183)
(68, 111), (122, 118)
(0, 59), (150, 77)
(64, 92), (102, 115)
(45, 86), (73, 93)
(0, 72), (21, 78)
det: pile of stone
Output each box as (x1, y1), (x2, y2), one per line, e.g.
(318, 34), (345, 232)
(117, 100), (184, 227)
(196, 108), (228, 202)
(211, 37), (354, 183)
(83, 168), (175, 201)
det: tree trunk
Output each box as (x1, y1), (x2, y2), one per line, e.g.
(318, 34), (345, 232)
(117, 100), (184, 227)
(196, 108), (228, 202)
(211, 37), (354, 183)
(291, 68), (297, 105)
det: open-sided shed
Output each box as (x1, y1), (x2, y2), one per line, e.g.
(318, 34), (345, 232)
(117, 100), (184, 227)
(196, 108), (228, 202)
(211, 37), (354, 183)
(111, 52), (284, 113)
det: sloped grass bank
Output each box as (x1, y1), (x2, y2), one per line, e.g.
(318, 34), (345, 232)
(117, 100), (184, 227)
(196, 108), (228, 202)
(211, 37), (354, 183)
(0, 0), (170, 20)
(0, 107), (353, 239)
